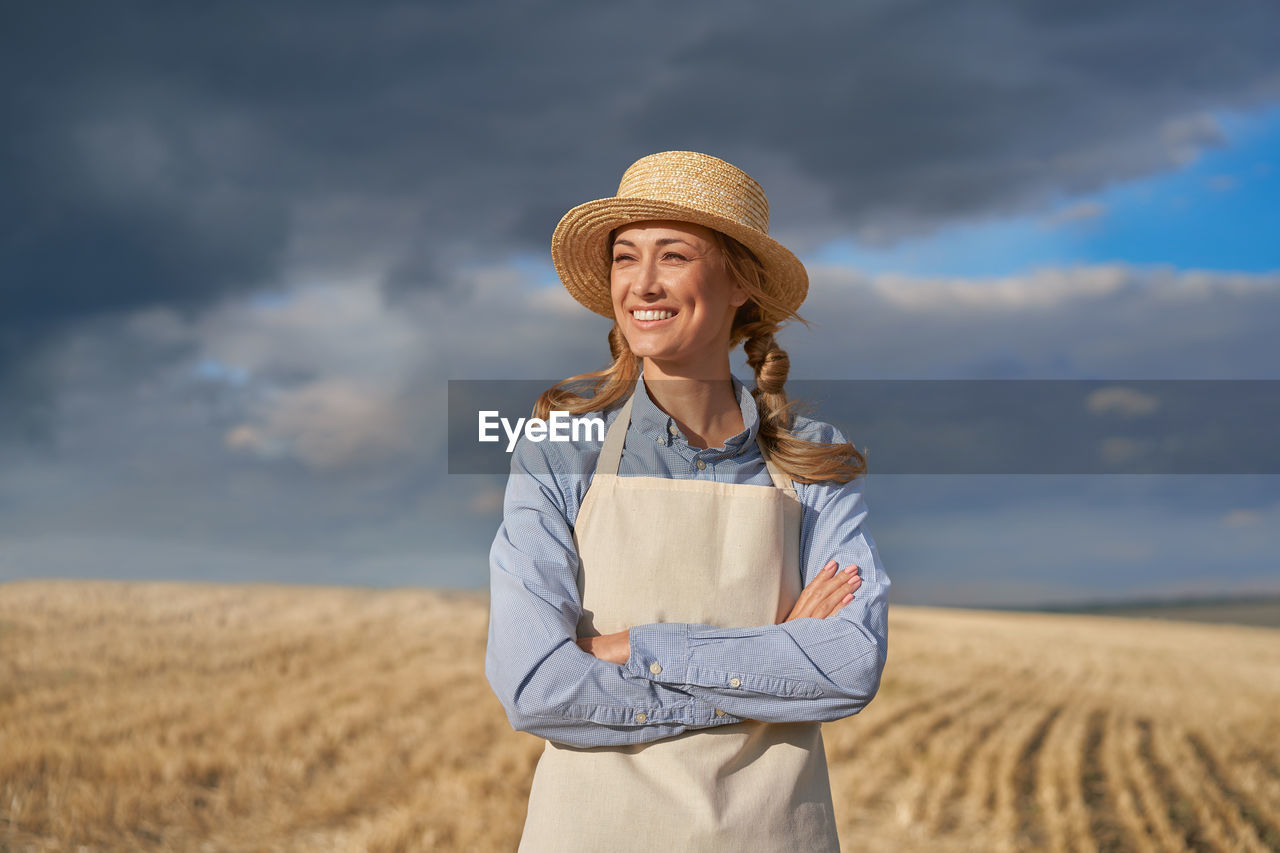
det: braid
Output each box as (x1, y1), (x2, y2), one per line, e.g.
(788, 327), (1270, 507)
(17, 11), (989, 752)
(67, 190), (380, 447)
(716, 234), (867, 485)
(740, 303), (798, 436)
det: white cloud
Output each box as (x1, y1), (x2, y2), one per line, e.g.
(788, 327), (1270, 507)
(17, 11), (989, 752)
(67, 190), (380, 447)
(528, 283), (590, 318)
(1086, 386), (1161, 417)
(1149, 268), (1280, 301)
(197, 276), (426, 381)
(798, 262), (1280, 380)
(860, 265), (1132, 312)
(1218, 502), (1280, 529)
(1222, 508), (1262, 527)
(1098, 436), (1152, 466)
(1159, 112), (1227, 167)
(226, 378), (413, 471)
(117, 257), (613, 473)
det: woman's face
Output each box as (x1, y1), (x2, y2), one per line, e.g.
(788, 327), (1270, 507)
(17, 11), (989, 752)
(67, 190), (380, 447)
(609, 220), (748, 369)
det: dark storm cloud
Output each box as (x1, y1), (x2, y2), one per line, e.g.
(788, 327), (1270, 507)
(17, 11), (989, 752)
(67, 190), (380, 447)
(637, 1), (1280, 246)
(3, 0), (1280, 353)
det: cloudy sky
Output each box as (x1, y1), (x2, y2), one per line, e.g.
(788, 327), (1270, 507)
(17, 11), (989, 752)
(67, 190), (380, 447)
(3, 2), (1279, 606)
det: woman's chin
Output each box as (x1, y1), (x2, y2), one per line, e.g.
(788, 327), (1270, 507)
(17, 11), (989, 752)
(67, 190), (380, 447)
(624, 336), (668, 356)
(628, 341), (683, 359)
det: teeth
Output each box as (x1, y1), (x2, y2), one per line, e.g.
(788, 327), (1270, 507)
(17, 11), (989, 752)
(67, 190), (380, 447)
(633, 310), (675, 321)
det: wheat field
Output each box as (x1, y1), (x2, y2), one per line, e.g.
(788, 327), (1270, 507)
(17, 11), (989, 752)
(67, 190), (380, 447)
(1, 581), (1278, 852)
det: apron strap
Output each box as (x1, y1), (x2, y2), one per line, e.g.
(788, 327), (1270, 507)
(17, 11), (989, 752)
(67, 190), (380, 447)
(595, 391), (635, 477)
(596, 388), (796, 495)
(756, 434), (797, 495)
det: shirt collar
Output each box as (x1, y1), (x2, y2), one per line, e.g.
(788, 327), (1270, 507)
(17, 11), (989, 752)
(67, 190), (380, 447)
(630, 362), (759, 452)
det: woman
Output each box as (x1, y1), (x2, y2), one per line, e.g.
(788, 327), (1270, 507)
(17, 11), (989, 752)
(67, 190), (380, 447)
(485, 151), (890, 852)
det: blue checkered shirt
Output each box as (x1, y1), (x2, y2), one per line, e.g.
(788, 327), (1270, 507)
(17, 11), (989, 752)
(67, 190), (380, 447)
(485, 365), (890, 748)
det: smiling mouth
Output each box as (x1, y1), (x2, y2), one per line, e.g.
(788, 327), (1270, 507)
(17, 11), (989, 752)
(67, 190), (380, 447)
(631, 309), (678, 325)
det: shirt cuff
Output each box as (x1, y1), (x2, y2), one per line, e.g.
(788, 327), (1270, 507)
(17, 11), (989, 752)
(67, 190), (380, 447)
(627, 621), (826, 700)
(557, 697), (745, 731)
(625, 622), (691, 685)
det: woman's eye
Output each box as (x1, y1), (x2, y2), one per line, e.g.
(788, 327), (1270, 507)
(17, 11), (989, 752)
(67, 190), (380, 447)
(612, 252), (687, 263)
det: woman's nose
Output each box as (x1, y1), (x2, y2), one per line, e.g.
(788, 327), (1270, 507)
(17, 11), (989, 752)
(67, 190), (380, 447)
(631, 258), (662, 295)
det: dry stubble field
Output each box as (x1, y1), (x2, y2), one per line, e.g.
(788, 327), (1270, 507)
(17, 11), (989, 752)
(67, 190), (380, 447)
(1, 580), (1278, 852)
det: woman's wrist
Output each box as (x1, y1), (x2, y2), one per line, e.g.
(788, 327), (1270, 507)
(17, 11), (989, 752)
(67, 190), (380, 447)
(576, 628), (631, 664)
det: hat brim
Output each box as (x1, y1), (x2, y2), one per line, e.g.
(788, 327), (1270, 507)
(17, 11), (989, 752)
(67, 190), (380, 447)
(551, 197), (809, 323)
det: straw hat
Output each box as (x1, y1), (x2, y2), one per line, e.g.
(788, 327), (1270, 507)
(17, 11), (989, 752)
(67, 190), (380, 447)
(551, 151), (809, 324)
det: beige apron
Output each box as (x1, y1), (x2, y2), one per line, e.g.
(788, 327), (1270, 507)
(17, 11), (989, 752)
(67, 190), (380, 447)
(518, 389), (840, 852)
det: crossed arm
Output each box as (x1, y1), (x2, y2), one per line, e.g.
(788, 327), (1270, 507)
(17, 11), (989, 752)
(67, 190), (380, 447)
(484, 437), (890, 749)
(576, 559), (863, 661)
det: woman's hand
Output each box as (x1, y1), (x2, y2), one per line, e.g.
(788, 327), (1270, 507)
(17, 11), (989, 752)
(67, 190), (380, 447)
(576, 629), (631, 664)
(782, 560), (861, 622)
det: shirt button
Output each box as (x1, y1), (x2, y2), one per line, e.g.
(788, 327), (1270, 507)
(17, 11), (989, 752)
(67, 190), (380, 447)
(649, 662), (662, 675)
(695, 459), (706, 470)
(714, 709), (726, 717)
(729, 677), (741, 688)
(635, 712), (647, 723)
(668, 424), (678, 435)
(656, 436), (666, 445)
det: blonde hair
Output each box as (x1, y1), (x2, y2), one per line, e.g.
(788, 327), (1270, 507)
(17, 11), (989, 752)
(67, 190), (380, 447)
(533, 228), (866, 485)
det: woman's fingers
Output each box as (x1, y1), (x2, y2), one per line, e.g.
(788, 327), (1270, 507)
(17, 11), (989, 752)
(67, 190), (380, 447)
(786, 561), (837, 620)
(808, 560), (860, 614)
(785, 561), (860, 621)
(813, 564), (860, 618)
(815, 574), (861, 618)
